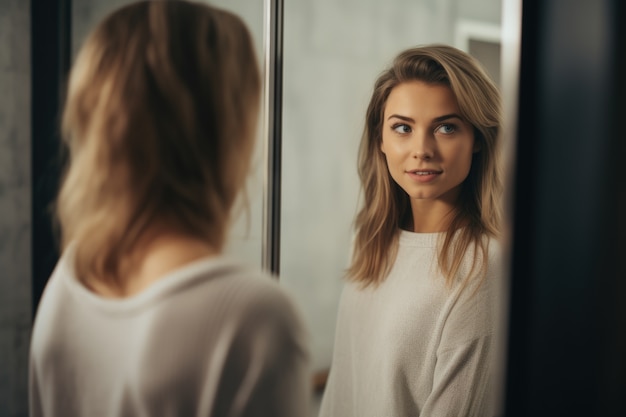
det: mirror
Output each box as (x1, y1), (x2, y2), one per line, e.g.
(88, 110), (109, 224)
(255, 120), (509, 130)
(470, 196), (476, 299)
(277, 0), (509, 414)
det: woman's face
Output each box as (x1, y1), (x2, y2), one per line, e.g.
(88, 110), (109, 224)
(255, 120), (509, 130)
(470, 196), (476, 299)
(381, 81), (477, 207)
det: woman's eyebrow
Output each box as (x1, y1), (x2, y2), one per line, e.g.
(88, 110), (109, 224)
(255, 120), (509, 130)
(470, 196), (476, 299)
(432, 113), (463, 123)
(387, 114), (415, 122)
(387, 113), (463, 123)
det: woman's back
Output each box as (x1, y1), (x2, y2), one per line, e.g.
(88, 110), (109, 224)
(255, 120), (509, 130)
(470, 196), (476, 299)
(30, 249), (309, 417)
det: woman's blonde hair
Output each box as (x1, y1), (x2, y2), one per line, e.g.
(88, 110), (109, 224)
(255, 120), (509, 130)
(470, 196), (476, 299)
(57, 0), (261, 286)
(348, 45), (502, 288)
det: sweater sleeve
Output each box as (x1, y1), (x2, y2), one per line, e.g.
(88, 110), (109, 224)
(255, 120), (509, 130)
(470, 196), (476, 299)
(420, 335), (495, 417)
(420, 264), (498, 417)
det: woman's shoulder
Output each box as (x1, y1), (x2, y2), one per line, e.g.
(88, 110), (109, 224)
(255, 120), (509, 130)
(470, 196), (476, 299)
(211, 261), (303, 319)
(179, 260), (309, 359)
(174, 257), (306, 331)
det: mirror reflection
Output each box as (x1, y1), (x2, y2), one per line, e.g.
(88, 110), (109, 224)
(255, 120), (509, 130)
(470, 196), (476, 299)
(318, 44), (503, 416)
(279, 0), (504, 414)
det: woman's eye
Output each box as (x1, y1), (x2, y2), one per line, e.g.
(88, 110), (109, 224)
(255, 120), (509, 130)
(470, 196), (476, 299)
(392, 124), (411, 134)
(436, 123), (456, 135)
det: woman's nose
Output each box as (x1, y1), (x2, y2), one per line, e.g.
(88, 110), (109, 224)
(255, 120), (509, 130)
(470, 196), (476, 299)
(411, 131), (435, 160)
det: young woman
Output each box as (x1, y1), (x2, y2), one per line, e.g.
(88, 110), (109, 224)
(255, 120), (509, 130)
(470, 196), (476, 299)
(29, 2), (309, 416)
(319, 45), (503, 417)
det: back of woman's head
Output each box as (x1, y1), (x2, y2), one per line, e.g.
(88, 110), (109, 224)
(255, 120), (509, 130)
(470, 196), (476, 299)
(350, 45), (502, 287)
(58, 0), (261, 283)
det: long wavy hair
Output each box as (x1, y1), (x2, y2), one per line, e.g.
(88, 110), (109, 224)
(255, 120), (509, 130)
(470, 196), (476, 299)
(56, 0), (261, 287)
(347, 45), (502, 288)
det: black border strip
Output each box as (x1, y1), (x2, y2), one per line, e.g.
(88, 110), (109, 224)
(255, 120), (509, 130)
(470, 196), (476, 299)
(504, 0), (625, 415)
(31, 0), (71, 315)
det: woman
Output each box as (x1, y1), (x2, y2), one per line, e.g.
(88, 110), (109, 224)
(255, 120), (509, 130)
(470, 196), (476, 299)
(29, 1), (309, 416)
(319, 45), (503, 416)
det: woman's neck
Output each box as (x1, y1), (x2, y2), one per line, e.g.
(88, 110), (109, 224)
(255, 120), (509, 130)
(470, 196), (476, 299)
(408, 199), (458, 233)
(87, 228), (218, 298)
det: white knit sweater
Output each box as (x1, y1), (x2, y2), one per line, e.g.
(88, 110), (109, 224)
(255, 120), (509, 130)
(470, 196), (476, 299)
(29, 250), (310, 417)
(319, 230), (502, 417)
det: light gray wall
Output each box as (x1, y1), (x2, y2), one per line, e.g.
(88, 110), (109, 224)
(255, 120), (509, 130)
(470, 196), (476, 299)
(459, 0), (501, 23)
(0, 0), (31, 416)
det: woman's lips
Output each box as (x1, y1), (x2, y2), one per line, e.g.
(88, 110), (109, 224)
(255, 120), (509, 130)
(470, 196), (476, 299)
(406, 169), (442, 183)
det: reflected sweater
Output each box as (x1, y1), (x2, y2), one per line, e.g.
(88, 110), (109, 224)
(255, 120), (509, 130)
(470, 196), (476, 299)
(29, 250), (310, 417)
(319, 231), (502, 417)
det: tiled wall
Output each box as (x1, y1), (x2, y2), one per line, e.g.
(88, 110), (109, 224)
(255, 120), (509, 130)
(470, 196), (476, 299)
(0, 0), (31, 415)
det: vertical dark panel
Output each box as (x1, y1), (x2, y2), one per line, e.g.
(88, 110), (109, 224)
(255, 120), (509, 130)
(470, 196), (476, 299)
(262, 0), (283, 276)
(601, 0), (626, 413)
(31, 0), (71, 314)
(505, 0), (625, 416)
(502, 0), (540, 414)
